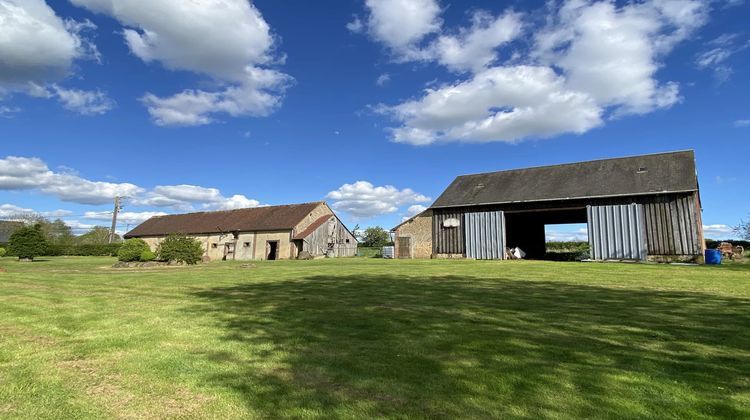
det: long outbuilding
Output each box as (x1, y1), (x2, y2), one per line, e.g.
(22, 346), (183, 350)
(124, 201), (357, 260)
(393, 151), (705, 263)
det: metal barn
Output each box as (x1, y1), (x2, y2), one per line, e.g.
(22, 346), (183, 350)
(393, 151), (705, 263)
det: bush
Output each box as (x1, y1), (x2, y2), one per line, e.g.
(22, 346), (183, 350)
(140, 249), (156, 262)
(118, 238), (150, 262)
(8, 224), (47, 261)
(0, 247), (5, 257)
(156, 234), (204, 264)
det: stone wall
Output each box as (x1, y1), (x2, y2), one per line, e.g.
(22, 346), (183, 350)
(394, 210), (433, 259)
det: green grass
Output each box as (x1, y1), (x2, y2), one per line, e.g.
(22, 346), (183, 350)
(0, 257), (749, 419)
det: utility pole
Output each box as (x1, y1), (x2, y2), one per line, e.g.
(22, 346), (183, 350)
(109, 196), (121, 243)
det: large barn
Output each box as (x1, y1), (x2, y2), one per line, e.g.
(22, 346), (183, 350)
(124, 201), (357, 261)
(393, 151), (705, 263)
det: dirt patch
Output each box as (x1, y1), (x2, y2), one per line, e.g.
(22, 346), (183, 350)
(0, 324), (56, 347)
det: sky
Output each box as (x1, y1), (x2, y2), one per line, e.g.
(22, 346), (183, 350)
(0, 0), (748, 241)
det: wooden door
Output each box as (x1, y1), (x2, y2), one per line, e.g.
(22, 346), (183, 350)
(398, 237), (411, 259)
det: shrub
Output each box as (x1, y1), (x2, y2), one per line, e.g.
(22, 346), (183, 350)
(140, 249), (156, 262)
(156, 234), (204, 264)
(118, 238), (150, 262)
(0, 247), (5, 257)
(8, 224), (47, 261)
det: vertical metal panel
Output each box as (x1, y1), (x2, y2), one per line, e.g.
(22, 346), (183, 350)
(464, 210), (505, 260)
(433, 209), (465, 255)
(588, 204), (647, 260)
(643, 194), (700, 256)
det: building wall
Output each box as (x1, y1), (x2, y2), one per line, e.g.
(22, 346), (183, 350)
(138, 230), (297, 261)
(301, 216), (358, 257)
(406, 192), (704, 261)
(294, 203), (333, 235)
(394, 210), (433, 259)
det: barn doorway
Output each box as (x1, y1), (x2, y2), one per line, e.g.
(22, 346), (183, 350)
(504, 208), (587, 259)
(544, 223), (588, 261)
(398, 236), (412, 258)
(266, 241), (279, 260)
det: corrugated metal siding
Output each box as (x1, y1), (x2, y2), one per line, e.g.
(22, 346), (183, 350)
(587, 204), (647, 260)
(643, 194), (701, 255)
(433, 210), (465, 255)
(464, 211), (505, 260)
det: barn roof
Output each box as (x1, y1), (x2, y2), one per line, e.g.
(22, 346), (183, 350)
(432, 151), (698, 208)
(124, 202), (323, 238)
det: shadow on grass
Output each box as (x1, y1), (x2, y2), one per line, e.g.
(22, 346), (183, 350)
(188, 274), (750, 418)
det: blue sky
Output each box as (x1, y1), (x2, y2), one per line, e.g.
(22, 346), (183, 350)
(0, 0), (748, 240)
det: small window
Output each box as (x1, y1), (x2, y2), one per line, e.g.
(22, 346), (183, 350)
(243, 242), (250, 247)
(637, 167), (648, 173)
(211, 243), (218, 248)
(346, 239), (350, 243)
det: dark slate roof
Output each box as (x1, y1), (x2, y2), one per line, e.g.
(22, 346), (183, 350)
(432, 151), (698, 208)
(124, 202), (323, 238)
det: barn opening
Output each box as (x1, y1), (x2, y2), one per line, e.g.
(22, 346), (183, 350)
(504, 208), (587, 260)
(266, 241), (279, 260)
(545, 222), (589, 260)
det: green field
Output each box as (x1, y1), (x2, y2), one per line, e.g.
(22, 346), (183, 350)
(0, 257), (748, 419)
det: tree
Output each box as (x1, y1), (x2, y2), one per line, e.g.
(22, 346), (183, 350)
(40, 219), (75, 246)
(78, 226), (120, 245)
(118, 238), (150, 262)
(8, 224), (47, 261)
(156, 234), (204, 264)
(361, 226), (392, 247)
(736, 217), (750, 240)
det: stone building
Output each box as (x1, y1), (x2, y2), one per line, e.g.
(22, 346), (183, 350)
(392, 151), (705, 263)
(124, 202), (357, 260)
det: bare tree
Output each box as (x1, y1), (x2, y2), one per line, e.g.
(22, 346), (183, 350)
(736, 216), (750, 240)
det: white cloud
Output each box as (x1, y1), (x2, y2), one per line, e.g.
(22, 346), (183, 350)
(383, 65), (602, 145)
(695, 33), (749, 82)
(735, 119), (750, 127)
(376, 73), (391, 86)
(546, 228), (589, 242)
(83, 210), (167, 225)
(361, 0), (711, 145)
(703, 224), (736, 239)
(0, 156), (142, 205)
(71, 0), (291, 126)
(0, 105), (20, 117)
(360, 0), (442, 58)
(51, 85), (114, 115)
(430, 10), (523, 72)
(136, 184), (262, 211)
(326, 180), (430, 219)
(401, 204), (427, 221)
(0, 0), (104, 110)
(346, 15), (364, 33)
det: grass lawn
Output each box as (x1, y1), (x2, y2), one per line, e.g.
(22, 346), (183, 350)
(0, 257), (749, 419)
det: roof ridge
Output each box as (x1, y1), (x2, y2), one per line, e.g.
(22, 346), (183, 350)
(149, 201), (324, 218)
(454, 150), (694, 179)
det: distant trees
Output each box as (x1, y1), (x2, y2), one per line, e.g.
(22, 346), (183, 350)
(78, 226), (120, 245)
(360, 226), (392, 247)
(8, 224), (47, 261)
(736, 217), (750, 240)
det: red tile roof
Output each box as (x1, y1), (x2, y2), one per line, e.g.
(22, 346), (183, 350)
(124, 202), (323, 238)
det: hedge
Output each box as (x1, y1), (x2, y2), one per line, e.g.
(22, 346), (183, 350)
(42, 243), (122, 257)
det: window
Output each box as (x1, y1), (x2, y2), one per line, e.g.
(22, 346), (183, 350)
(346, 239), (350, 244)
(211, 243), (218, 248)
(243, 242), (250, 247)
